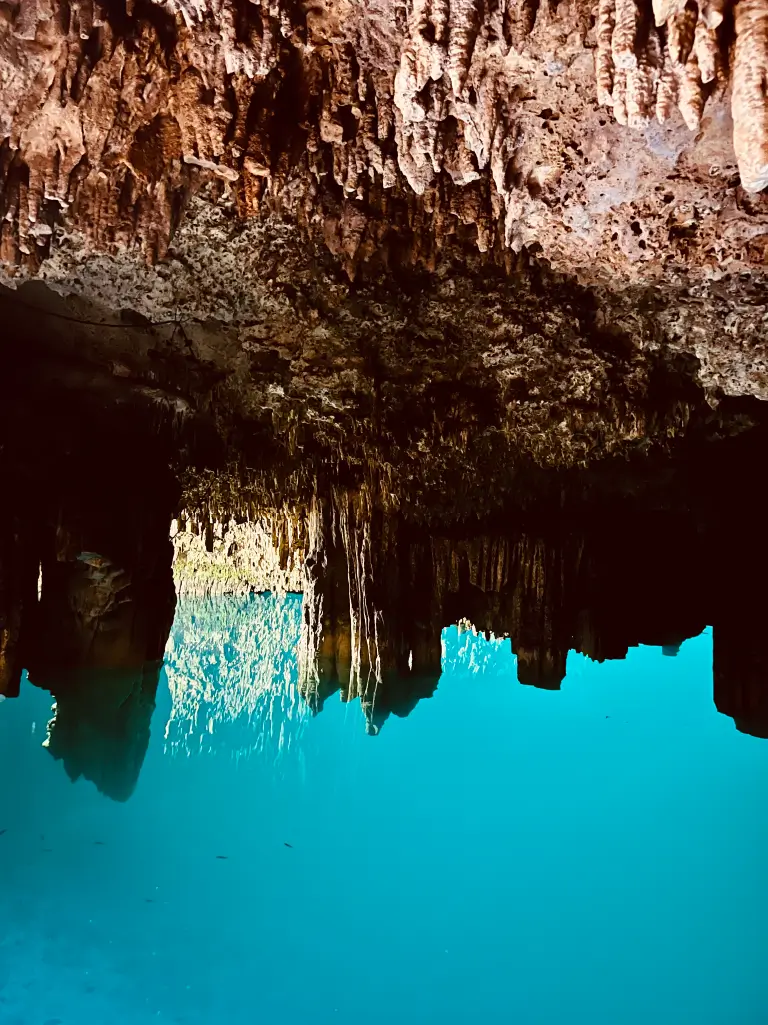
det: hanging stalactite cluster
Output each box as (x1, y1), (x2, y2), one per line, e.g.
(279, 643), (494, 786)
(596, 0), (768, 192)
(2, 0), (768, 286)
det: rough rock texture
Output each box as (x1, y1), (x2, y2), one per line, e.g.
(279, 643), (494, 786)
(1, 0), (768, 462)
(5, 244), (768, 524)
(172, 510), (306, 596)
(2, 0), (768, 281)
(596, 0), (768, 195)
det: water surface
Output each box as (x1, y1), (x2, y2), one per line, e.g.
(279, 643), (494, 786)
(1, 596), (767, 1025)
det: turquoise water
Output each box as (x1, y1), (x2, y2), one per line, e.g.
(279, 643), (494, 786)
(1, 595), (767, 1025)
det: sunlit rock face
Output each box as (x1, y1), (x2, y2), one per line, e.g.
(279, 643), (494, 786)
(172, 511), (306, 597)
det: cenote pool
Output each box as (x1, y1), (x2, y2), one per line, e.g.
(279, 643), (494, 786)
(1, 594), (767, 1025)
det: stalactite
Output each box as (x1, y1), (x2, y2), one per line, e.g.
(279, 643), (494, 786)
(2, 0), (768, 288)
(333, 484), (382, 703)
(297, 493), (327, 697)
(172, 506), (307, 596)
(733, 0), (768, 192)
(596, 0), (768, 190)
(596, 0), (617, 107)
(600, 0), (702, 128)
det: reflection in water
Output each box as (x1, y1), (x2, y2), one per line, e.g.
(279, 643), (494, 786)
(3, 284), (768, 1025)
(2, 616), (768, 1025)
(2, 460), (768, 798)
(1, 364), (768, 791)
(41, 665), (163, 803)
(163, 594), (307, 760)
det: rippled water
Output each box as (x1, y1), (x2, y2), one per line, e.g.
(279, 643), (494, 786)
(1, 595), (767, 1025)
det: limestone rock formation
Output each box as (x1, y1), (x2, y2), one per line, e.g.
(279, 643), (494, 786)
(0, 0), (767, 476)
(596, 0), (768, 194)
(2, 0), (768, 765)
(39, 663), (164, 802)
(1, 0), (768, 280)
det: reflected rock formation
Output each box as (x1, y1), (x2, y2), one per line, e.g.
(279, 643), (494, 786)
(24, 513), (176, 799)
(0, 506), (32, 699)
(27, 508), (175, 801)
(164, 593), (307, 760)
(264, 431), (767, 738)
(4, 429), (768, 799)
(301, 494), (443, 735)
(41, 665), (164, 803)
(0, 356), (179, 800)
(712, 517), (768, 740)
(2, 329), (768, 803)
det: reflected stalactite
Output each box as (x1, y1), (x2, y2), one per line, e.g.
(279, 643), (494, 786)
(0, 356), (180, 798)
(712, 516), (768, 740)
(23, 513), (177, 798)
(571, 515), (709, 665)
(298, 493), (329, 705)
(713, 624), (768, 739)
(23, 525), (176, 799)
(2, 366), (768, 808)
(335, 486), (383, 702)
(275, 456), (768, 737)
(21, 493), (177, 798)
(301, 488), (442, 734)
(28, 542), (174, 680)
(292, 486), (714, 727)
(437, 533), (574, 689)
(41, 664), (164, 803)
